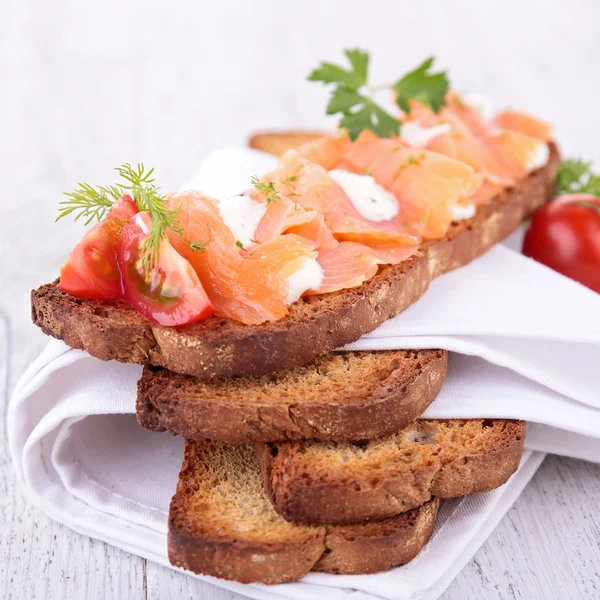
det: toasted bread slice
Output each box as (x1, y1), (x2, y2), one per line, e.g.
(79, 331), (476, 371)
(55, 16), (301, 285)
(248, 131), (324, 156)
(257, 419), (525, 525)
(137, 349), (447, 442)
(31, 141), (559, 379)
(169, 440), (440, 584)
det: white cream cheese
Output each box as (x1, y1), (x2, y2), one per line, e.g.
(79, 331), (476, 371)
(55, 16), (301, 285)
(451, 203), (476, 221)
(286, 257), (324, 303)
(400, 121), (451, 147)
(329, 170), (399, 222)
(463, 92), (496, 121)
(217, 195), (267, 247)
(526, 142), (550, 172)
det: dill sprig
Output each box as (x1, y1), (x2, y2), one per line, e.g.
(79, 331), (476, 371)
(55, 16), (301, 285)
(189, 239), (211, 252)
(116, 163), (183, 273)
(57, 183), (122, 225)
(57, 163), (184, 275)
(251, 175), (281, 205)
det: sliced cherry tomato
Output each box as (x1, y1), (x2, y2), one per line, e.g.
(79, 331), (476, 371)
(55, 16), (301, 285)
(116, 212), (214, 326)
(58, 194), (138, 300)
(523, 194), (600, 293)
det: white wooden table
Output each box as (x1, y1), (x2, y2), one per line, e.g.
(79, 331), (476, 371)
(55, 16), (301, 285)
(2, 0), (599, 598)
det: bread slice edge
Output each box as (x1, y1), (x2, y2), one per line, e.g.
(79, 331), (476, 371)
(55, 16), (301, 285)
(168, 440), (440, 584)
(136, 349), (448, 442)
(258, 419), (526, 524)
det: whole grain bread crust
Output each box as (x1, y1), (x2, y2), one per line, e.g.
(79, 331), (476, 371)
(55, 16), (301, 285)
(258, 419), (525, 525)
(168, 441), (439, 584)
(31, 143), (560, 379)
(136, 349), (448, 442)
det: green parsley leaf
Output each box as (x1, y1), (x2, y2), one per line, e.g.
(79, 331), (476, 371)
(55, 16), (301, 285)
(308, 49), (450, 140)
(340, 101), (400, 140)
(556, 158), (600, 196)
(392, 56), (449, 114)
(308, 48), (368, 91)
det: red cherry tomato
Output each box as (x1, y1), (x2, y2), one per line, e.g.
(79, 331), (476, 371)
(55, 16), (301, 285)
(523, 194), (600, 293)
(116, 212), (214, 326)
(59, 194), (138, 300)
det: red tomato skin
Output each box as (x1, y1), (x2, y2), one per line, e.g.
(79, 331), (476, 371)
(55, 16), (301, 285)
(58, 194), (138, 300)
(116, 212), (214, 326)
(523, 194), (600, 293)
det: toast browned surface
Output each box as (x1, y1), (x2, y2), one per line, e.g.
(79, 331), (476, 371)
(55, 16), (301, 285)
(258, 419), (525, 525)
(168, 440), (439, 584)
(137, 349), (448, 442)
(31, 142), (560, 379)
(248, 131), (324, 156)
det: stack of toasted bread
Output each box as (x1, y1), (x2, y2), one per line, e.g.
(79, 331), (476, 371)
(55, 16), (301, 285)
(31, 132), (559, 584)
(140, 349), (525, 584)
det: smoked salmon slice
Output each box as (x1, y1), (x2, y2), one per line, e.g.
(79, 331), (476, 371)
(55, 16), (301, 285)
(275, 150), (420, 247)
(480, 129), (549, 180)
(168, 191), (316, 324)
(343, 130), (482, 239)
(444, 92), (491, 137)
(297, 133), (351, 170)
(403, 100), (515, 186)
(252, 196), (317, 243)
(492, 110), (552, 143)
(286, 213), (338, 250)
(306, 241), (416, 295)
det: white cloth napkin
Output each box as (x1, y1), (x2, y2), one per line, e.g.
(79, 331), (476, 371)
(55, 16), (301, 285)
(8, 147), (600, 600)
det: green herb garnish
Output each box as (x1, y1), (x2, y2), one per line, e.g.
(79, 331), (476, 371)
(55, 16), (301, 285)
(308, 49), (449, 140)
(556, 158), (600, 196)
(251, 176), (281, 204)
(392, 57), (449, 114)
(57, 163), (183, 275)
(189, 239), (210, 252)
(58, 184), (122, 225)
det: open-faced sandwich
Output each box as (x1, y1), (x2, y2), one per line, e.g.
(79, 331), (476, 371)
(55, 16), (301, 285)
(31, 49), (578, 585)
(32, 51), (559, 378)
